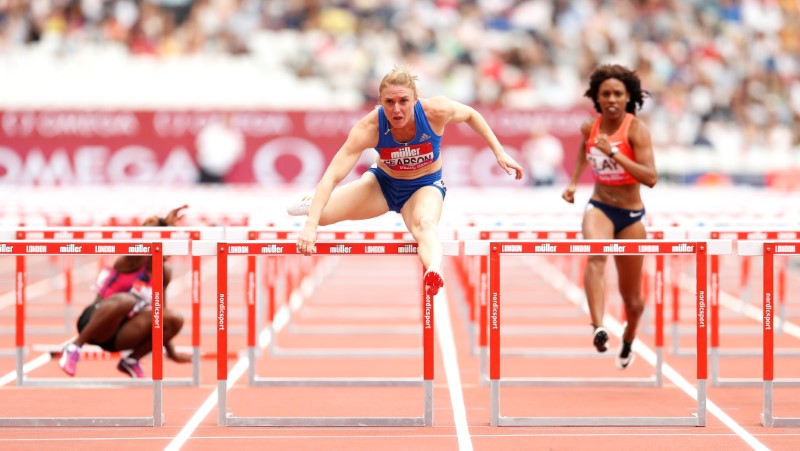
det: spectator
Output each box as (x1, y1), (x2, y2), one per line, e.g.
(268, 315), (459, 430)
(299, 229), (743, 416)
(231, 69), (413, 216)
(522, 123), (566, 186)
(195, 111), (245, 184)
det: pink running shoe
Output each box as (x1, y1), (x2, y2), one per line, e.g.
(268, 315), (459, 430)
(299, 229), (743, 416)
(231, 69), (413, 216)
(117, 357), (145, 378)
(59, 343), (80, 377)
(424, 269), (444, 296)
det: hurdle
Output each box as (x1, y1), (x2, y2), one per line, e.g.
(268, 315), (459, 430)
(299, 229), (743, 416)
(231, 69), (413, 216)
(461, 226), (680, 386)
(687, 229), (800, 386)
(226, 226), (450, 361)
(737, 241), (800, 419)
(458, 228), (583, 354)
(0, 227), (77, 335)
(0, 239), (181, 427)
(1, 226), (222, 387)
(198, 239), (459, 427)
(466, 238), (730, 427)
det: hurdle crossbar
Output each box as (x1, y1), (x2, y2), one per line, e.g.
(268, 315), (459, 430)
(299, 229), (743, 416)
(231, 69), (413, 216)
(0, 240), (184, 427)
(738, 240), (800, 427)
(466, 238), (730, 427)
(196, 239), (459, 427)
(1, 226), (222, 387)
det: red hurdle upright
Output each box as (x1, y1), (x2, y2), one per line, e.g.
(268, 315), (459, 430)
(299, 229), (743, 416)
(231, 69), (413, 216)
(738, 240), (800, 427)
(693, 229), (800, 387)
(465, 238), (731, 427)
(3, 226), (222, 387)
(459, 226), (676, 386)
(0, 239), (188, 427)
(195, 238), (459, 427)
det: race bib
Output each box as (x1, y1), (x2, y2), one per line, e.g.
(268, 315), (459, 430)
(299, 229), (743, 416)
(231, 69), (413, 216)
(379, 142), (435, 171)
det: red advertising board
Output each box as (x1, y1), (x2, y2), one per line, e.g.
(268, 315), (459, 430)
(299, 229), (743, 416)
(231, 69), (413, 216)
(0, 107), (593, 186)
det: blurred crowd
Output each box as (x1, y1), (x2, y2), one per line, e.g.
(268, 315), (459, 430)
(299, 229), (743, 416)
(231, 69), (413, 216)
(2, 0), (800, 181)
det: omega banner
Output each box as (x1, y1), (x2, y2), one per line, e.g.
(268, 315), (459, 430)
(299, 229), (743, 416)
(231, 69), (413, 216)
(0, 108), (592, 186)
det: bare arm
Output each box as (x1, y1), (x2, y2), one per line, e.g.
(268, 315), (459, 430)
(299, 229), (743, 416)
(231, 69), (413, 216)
(424, 96), (523, 180)
(298, 111), (379, 253)
(622, 118), (657, 188)
(593, 118), (657, 188)
(115, 204), (189, 273)
(562, 121), (592, 203)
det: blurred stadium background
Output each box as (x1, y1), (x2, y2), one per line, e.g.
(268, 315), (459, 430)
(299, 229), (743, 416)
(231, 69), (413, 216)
(1, 0), (799, 219)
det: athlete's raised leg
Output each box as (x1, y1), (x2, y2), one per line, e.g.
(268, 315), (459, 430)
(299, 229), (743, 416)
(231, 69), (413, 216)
(401, 186), (444, 294)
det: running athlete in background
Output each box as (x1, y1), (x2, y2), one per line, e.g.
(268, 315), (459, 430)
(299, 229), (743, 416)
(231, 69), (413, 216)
(562, 64), (657, 369)
(59, 205), (192, 377)
(288, 65), (524, 296)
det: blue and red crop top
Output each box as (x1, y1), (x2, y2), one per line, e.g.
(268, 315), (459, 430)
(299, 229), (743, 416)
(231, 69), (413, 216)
(376, 101), (442, 173)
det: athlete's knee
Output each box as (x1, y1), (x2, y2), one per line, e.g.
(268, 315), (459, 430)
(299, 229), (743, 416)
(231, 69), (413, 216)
(412, 213), (439, 234)
(585, 255), (606, 271)
(623, 295), (645, 317)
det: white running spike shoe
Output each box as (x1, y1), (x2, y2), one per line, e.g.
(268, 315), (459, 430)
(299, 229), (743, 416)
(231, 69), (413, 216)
(287, 195), (313, 216)
(592, 326), (609, 353)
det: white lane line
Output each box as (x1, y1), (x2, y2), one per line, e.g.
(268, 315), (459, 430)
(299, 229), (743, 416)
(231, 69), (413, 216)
(436, 289), (473, 451)
(164, 259), (331, 451)
(165, 302), (290, 451)
(533, 259), (769, 451)
(0, 353), (52, 386)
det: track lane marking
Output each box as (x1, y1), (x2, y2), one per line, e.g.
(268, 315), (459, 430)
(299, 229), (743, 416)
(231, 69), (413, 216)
(436, 288), (473, 450)
(533, 259), (769, 451)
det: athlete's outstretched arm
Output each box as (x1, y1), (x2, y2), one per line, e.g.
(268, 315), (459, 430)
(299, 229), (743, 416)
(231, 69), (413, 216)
(297, 111), (380, 254)
(426, 96), (524, 180)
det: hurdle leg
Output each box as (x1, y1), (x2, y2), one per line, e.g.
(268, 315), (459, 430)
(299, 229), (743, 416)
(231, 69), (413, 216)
(479, 255), (489, 385)
(488, 248), (501, 426)
(655, 254), (664, 387)
(191, 249), (202, 386)
(217, 244), (230, 426)
(695, 244), (708, 426)
(16, 255), (26, 386)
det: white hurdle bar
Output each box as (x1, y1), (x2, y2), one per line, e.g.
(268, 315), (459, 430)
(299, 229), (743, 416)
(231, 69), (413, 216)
(0, 240), (186, 427)
(196, 239), (459, 427)
(466, 238), (731, 427)
(0, 226), (222, 387)
(738, 241), (800, 427)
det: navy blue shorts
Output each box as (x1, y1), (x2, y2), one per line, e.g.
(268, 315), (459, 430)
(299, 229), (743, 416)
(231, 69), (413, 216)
(367, 166), (446, 213)
(587, 199), (645, 235)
